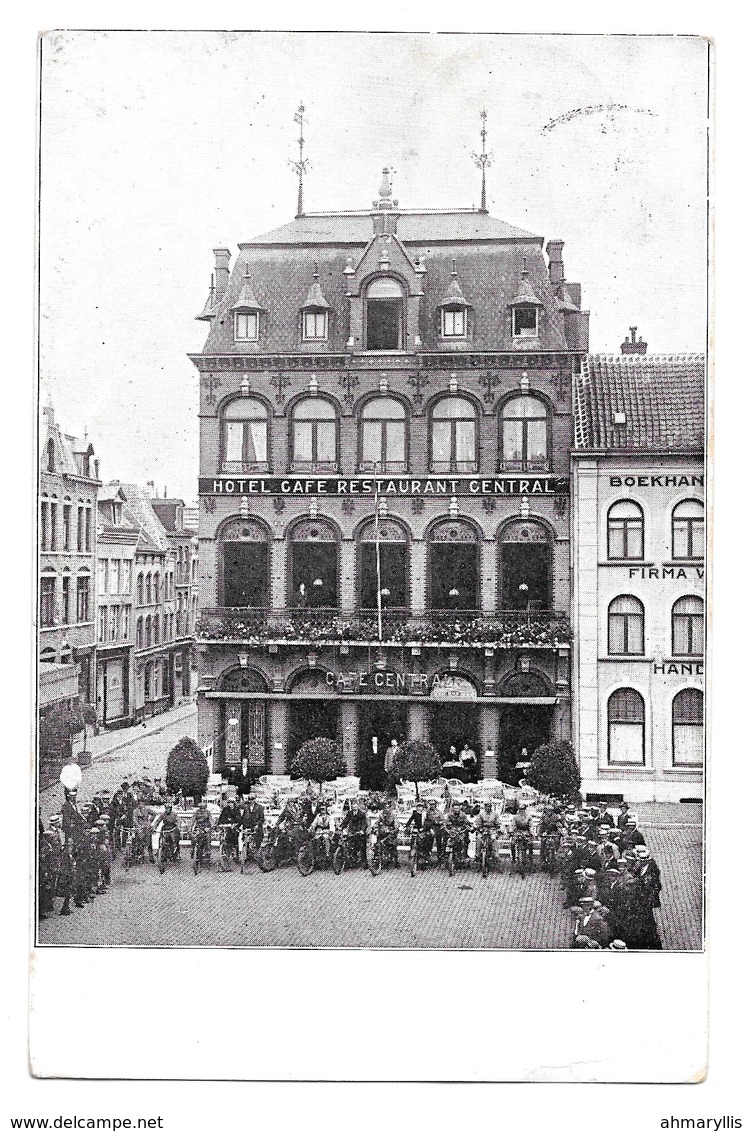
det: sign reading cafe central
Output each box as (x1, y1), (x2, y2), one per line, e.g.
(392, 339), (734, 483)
(199, 475), (570, 497)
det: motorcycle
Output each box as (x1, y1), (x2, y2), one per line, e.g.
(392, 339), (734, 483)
(257, 819), (307, 872)
(217, 823), (237, 872)
(296, 830), (333, 876)
(332, 829), (366, 875)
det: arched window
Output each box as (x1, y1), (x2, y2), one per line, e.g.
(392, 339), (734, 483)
(430, 397), (477, 473)
(222, 397), (269, 472)
(154, 573), (161, 604)
(291, 397), (337, 472)
(136, 617), (143, 649)
(607, 500), (644, 561)
(219, 517), (270, 608)
(358, 517), (409, 610)
(145, 573), (152, 604)
(365, 277), (404, 351)
(288, 518), (339, 609)
(145, 615), (152, 648)
(608, 595), (645, 655)
(136, 573), (144, 605)
(46, 437), (55, 473)
(672, 689), (704, 766)
(672, 596), (704, 656)
(153, 615), (160, 645)
(498, 519), (551, 610)
(428, 519), (479, 611)
(607, 688), (645, 765)
(500, 396), (549, 472)
(40, 572), (56, 627)
(359, 397), (407, 473)
(672, 499), (704, 560)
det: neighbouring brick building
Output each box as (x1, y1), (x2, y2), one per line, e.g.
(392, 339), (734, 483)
(191, 169), (589, 788)
(571, 348), (705, 802)
(95, 484), (139, 727)
(38, 403), (99, 781)
(149, 495), (200, 704)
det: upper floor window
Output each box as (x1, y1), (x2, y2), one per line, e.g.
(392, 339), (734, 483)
(136, 573), (144, 605)
(234, 311), (259, 341)
(40, 500), (49, 551)
(672, 499), (704, 560)
(136, 616), (143, 649)
(63, 503), (72, 550)
(98, 605), (107, 643)
(359, 397), (407, 473)
(608, 595), (645, 655)
(607, 500), (644, 561)
(145, 573), (152, 604)
(500, 395), (549, 472)
(291, 397), (337, 472)
(430, 396), (477, 473)
(76, 573), (90, 623)
(442, 308), (467, 339)
(61, 574), (71, 624)
(672, 595), (704, 656)
(40, 575), (55, 628)
(77, 506), (85, 552)
(302, 310), (328, 341)
(512, 305), (538, 338)
(672, 689), (704, 766)
(607, 687), (645, 765)
(365, 277), (403, 351)
(222, 397), (269, 472)
(46, 438), (55, 473)
(108, 560), (120, 596)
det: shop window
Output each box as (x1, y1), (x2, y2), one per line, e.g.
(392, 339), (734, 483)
(358, 517), (408, 610)
(672, 499), (704, 560)
(289, 519), (339, 609)
(607, 500), (644, 561)
(608, 595), (645, 655)
(498, 520), (551, 610)
(500, 395), (550, 472)
(428, 519), (479, 611)
(76, 574), (90, 622)
(672, 688), (703, 766)
(430, 396), (478, 473)
(40, 575), (55, 628)
(607, 688), (645, 765)
(234, 311), (259, 341)
(365, 277), (404, 351)
(222, 397), (269, 473)
(291, 397), (337, 472)
(672, 595), (704, 656)
(359, 397), (407, 473)
(220, 518), (270, 608)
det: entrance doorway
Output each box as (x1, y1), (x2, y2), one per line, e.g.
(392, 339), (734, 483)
(429, 703), (479, 766)
(357, 701), (408, 790)
(498, 706), (552, 783)
(221, 700), (269, 777)
(288, 699), (341, 766)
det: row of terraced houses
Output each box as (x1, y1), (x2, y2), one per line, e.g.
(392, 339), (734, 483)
(188, 170), (705, 803)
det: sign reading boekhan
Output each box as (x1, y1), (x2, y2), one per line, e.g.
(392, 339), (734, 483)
(199, 475), (569, 497)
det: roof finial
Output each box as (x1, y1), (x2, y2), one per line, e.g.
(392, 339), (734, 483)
(473, 109), (493, 213)
(291, 103), (310, 219)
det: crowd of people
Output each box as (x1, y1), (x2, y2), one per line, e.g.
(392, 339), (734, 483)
(38, 768), (663, 950)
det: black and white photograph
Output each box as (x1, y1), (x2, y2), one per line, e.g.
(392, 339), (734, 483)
(24, 27), (719, 1084)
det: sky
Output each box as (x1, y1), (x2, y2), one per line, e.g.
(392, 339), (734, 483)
(40, 31), (709, 502)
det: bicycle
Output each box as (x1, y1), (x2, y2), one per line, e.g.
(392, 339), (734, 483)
(332, 830), (364, 875)
(477, 828), (496, 879)
(511, 830), (533, 879)
(239, 826), (260, 874)
(122, 826), (141, 869)
(156, 827), (180, 874)
(217, 823), (235, 872)
(192, 828), (211, 875)
(296, 831), (332, 876)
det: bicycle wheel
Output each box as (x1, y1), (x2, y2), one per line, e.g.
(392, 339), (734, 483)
(296, 843), (314, 876)
(221, 844), (232, 872)
(481, 844), (488, 879)
(447, 847), (455, 877)
(410, 845), (418, 878)
(123, 839), (131, 870)
(258, 844), (277, 872)
(332, 846), (345, 875)
(157, 841), (165, 875)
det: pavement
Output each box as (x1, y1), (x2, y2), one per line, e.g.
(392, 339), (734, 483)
(37, 705), (703, 950)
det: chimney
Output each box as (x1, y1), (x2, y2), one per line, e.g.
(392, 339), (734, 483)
(213, 248), (231, 298)
(545, 240), (565, 294)
(620, 326), (648, 355)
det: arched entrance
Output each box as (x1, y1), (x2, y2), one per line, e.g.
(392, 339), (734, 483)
(428, 673), (480, 765)
(497, 671), (554, 783)
(287, 669), (341, 768)
(218, 666), (269, 786)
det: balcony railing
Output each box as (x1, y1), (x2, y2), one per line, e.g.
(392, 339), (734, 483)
(196, 607), (571, 649)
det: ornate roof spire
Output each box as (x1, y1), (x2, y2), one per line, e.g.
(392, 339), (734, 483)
(231, 263), (264, 312)
(373, 167), (398, 211)
(473, 109), (493, 213)
(291, 103), (310, 218)
(440, 259), (471, 307)
(303, 264), (331, 310)
(195, 273), (217, 321)
(510, 258), (544, 306)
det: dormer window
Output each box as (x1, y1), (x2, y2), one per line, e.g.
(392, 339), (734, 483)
(442, 308), (467, 338)
(300, 267), (331, 343)
(235, 311), (259, 341)
(302, 310), (328, 340)
(366, 277), (404, 351)
(512, 306), (538, 338)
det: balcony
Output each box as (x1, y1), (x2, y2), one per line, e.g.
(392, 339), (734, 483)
(196, 607), (571, 650)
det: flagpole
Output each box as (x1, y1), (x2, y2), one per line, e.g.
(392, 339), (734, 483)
(375, 485), (383, 643)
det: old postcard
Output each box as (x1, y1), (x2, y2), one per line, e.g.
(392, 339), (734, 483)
(30, 30), (710, 1081)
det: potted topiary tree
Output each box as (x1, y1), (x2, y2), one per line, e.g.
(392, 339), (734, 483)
(389, 738), (442, 800)
(290, 737), (346, 793)
(165, 736), (210, 801)
(525, 739), (581, 799)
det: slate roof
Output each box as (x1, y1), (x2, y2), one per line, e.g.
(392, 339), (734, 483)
(245, 210), (540, 247)
(115, 484), (170, 552)
(574, 354), (706, 451)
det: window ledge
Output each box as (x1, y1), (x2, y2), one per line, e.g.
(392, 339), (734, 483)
(598, 561), (656, 567)
(598, 655), (653, 663)
(662, 560), (705, 567)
